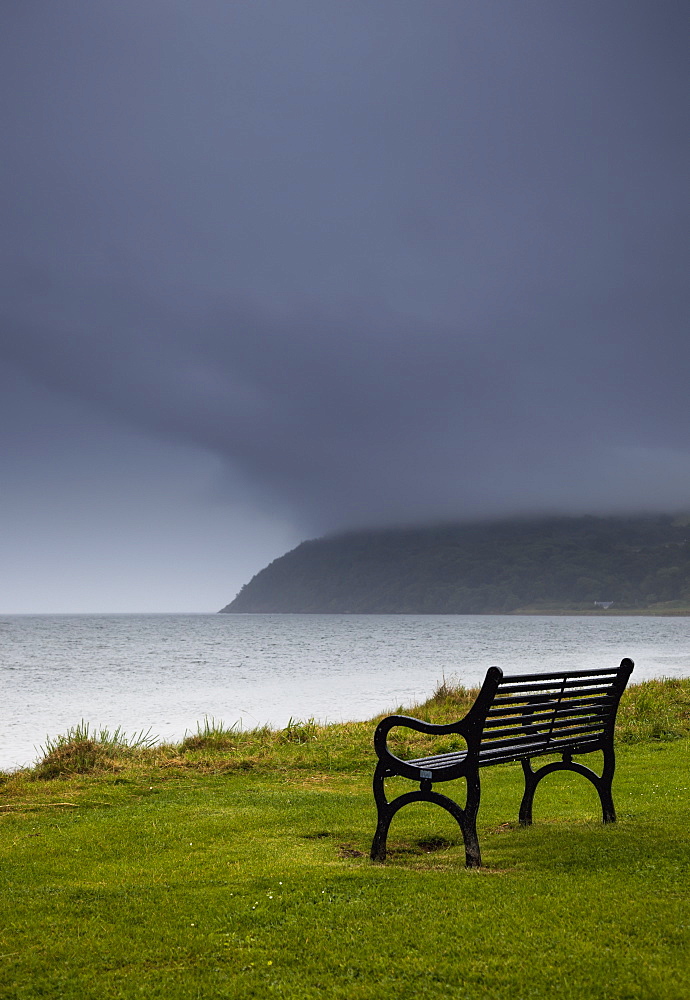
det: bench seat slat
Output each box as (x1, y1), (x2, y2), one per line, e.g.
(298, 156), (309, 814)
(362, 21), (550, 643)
(478, 746), (551, 764)
(489, 706), (613, 728)
(479, 714), (610, 742)
(492, 692), (614, 709)
(483, 695), (612, 719)
(480, 721), (605, 753)
(500, 676), (618, 691)
(483, 713), (612, 740)
(477, 736), (605, 766)
(504, 715), (608, 737)
(546, 733), (605, 749)
(491, 683), (616, 703)
(407, 751), (467, 768)
(481, 733), (606, 758)
(501, 667), (621, 682)
(485, 701), (613, 722)
(484, 702), (613, 729)
(495, 678), (619, 695)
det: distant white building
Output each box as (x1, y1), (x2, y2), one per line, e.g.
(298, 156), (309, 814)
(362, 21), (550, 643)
(593, 601), (614, 609)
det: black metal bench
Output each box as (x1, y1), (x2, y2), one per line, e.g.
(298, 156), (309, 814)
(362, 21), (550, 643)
(371, 658), (634, 868)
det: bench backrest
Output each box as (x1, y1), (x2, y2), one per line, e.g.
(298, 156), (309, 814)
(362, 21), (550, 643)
(474, 658), (634, 765)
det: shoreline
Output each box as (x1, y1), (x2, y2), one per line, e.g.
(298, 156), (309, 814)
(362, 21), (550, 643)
(508, 607), (690, 617)
(4, 674), (690, 777)
(221, 608), (690, 617)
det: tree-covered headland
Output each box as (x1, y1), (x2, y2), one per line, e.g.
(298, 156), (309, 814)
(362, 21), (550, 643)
(221, 514), (690, 614)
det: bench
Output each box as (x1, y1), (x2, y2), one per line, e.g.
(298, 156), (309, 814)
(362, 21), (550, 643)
(371, 657), (634, 867)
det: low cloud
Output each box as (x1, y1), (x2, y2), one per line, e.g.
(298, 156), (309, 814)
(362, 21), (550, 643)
(2, 1), (689, 534)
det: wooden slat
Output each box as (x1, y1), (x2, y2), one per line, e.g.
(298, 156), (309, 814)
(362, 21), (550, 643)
(555, 736), (604, 752)
(483, 701), (613, 727)
(533, 722), (606, 745)
(491, 683), (615, 702)
(478, 735), (605, 765)
(484, 695), (611, 719)
(480, 721), (605, 753)
(501, 667), (620, 683)
(485, 702), (609, 724)
(407, 751), (467, 768)
(478, 741), (555, 763)
(480, 713), (610, 743)
(496, 677), (617, 695)
(505, 715), (607, 740)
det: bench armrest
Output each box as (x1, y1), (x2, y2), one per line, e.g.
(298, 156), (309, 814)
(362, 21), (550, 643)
(373, 714), (469, 760)
(372, 668), (504, 774)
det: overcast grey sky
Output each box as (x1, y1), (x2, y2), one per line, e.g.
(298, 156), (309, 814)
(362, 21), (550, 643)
(1, 1), (688, 612)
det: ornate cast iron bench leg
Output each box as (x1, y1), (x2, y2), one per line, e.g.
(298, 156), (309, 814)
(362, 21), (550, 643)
(370, 764), (483, 868)
(370, 762), (391, 861)
(598, 746), (617, 824)
(461, 771), (482, 868)
(519, 749), (618, 828)
(519, 759), (538, 827)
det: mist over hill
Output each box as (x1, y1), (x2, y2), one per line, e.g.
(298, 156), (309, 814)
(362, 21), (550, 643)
(220, 515), (690, 615)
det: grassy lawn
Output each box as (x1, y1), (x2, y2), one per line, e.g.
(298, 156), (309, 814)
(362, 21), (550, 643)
(1, 682), (689, 999)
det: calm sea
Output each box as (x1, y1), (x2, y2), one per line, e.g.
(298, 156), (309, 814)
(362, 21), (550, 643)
(2, 613), (689, 771)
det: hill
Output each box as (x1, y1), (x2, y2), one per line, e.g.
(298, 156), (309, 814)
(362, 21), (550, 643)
(219, 515), (690, 614)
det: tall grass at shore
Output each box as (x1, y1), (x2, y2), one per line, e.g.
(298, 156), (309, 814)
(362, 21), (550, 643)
(4, 676), (688, 784)
(35, 722), (158, 779)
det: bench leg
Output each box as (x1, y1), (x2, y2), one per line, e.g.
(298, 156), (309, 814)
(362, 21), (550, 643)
(519, 749), (618, 827)
(370, 763), (392, 861)
(370, 765), (483, 868)
(461, 771), (482, 868)
(370, 821), (390, 862)
(599, 747), (617, 824)
(519, 759), (537, 826)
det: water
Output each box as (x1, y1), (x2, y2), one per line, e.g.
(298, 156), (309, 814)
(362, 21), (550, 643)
(2, 613), (689, 771)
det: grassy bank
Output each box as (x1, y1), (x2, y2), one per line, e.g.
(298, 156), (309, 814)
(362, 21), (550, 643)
(2, 679), (689, 999)
(6, 676), (689, 781)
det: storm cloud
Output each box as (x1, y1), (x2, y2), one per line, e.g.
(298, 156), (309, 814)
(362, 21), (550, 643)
(2, 2), (689, 562)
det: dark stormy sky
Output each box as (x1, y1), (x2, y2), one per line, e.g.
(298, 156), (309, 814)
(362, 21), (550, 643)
(1, 2), (688, 612)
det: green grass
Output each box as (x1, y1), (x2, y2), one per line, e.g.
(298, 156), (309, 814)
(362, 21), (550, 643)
(1, 679), (689, 999)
